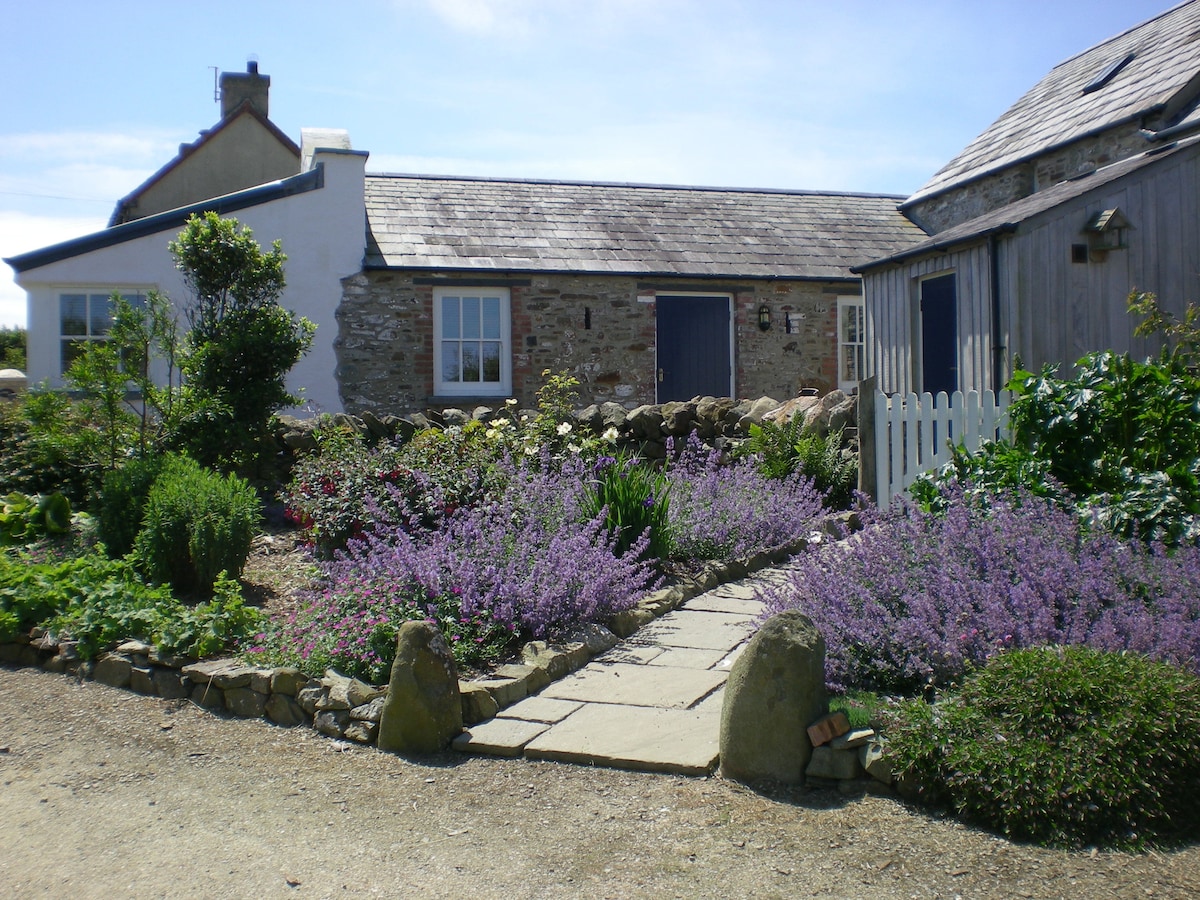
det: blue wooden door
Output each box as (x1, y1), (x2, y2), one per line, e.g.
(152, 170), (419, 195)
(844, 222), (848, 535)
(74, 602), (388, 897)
(656, 295), (731, 401)
(920, 274), (958, 396)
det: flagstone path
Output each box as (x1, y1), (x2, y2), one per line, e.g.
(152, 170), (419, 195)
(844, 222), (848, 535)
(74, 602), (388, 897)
(452, 566), (794, 775)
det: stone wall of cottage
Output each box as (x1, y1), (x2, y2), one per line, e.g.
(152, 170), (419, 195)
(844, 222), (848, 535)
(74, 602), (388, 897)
(905, 121), (1155, 235)
(336, 270), (851, 415)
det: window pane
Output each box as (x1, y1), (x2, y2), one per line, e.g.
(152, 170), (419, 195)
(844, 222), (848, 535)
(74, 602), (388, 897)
(124, 292), (147, 312)
(482, 342), (501, 382)
(91, 294), (114, 337)
(462, 296), (481, 340)
(442, 296), (460, 339)
(61, 295), (87, 336)
(62, 339), (86, 372)
(462, 343), (481, 382)
(482, 297), (501, 339)
(441, 341), (461, 382)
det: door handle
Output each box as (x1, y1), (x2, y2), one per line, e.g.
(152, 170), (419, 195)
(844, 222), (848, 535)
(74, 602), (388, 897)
(657, 368), (664, 382)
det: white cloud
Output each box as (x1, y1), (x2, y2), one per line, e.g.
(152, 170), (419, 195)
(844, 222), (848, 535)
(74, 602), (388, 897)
(0, 211), (110, 329)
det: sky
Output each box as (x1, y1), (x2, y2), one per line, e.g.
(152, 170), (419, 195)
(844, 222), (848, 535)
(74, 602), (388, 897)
(0, 0), (1180, 330)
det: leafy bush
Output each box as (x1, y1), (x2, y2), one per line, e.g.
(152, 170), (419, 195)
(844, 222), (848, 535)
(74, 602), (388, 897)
(98, 455), (166, 557)
(886, 646), (1200, 850)
(0, 492), (72, 545)
(134, 455), (260, 594)
(762, 487), (1200, 694)
(0, 391), (108, 507)
(253, 458), (656, 679)
(583, 453), (670, 559)
(666, 435), (828, 561)
(0, 548), (261, 659)
(739, 419), (858, 509)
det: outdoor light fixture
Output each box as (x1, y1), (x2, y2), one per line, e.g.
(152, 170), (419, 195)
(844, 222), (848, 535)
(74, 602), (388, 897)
(758, 304), (771, 331)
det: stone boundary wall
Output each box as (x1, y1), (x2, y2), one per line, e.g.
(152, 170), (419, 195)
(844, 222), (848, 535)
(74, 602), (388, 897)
(275, 389), (859, 461)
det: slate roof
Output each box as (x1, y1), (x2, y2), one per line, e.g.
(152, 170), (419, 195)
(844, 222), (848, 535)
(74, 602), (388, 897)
(857, 135), (1200, 272)
(906, 0), (1200, 208)
(364, 174), (927, 281)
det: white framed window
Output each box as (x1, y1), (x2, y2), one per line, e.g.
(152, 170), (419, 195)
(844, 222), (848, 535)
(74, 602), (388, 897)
(433, 287), (511, 396)
(836, 296), (865, 393)
(59, 290), (146, 374)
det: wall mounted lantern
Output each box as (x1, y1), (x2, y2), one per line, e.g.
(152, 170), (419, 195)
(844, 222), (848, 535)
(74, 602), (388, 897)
(757, 304), (771, 331)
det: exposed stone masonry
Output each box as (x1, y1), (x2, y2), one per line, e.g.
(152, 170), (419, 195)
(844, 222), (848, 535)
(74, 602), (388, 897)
(336, 270), (852, 415)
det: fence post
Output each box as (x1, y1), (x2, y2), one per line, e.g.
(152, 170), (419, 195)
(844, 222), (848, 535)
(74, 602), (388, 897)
(856, 376), (878, 503)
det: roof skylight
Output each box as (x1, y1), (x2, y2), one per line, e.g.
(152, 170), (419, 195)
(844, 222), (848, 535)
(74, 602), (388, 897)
(1082, 52), (1135, 94)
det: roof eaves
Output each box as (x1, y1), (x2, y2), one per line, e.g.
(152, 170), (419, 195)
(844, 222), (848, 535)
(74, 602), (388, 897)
(852, 223), (1019, 273)
(8, 165), (324, 274)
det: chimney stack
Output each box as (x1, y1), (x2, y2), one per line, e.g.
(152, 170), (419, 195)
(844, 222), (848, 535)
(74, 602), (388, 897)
(219, 60), (270, 119)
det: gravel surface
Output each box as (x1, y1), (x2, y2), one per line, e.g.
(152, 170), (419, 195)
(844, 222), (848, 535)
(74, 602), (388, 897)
(2, 666), (1199, 899)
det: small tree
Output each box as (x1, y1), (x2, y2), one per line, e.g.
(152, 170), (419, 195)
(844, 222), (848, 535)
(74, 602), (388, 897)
(0, 326), (26, 371)
(167, 212), (315, 472)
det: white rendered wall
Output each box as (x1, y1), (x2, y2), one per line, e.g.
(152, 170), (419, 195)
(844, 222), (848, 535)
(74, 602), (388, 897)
(18, 147), (367, 414)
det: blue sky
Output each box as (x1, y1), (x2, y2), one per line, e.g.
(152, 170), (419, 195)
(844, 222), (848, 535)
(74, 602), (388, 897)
(0, 0), (1178, 328)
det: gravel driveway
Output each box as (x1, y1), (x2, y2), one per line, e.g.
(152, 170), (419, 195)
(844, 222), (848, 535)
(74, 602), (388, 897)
(2, 666), (1198, 899)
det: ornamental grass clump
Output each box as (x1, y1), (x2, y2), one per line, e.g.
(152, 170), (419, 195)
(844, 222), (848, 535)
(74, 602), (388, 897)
(886, 646), (1200, 850)
(582, 452), (670, 559)
(760, 486), (1200, 694)
(665, 435), (828, 562)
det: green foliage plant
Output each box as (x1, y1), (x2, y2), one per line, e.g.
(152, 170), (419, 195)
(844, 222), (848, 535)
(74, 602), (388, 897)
(0, 492), (72, 545)
(134, 455), (260, 594)
(98, 455), (167, 557)
(739, 419), (858, 509)
(886, 646), (1200, 850)
(0, 325), (27, 371)
(582, 452), (671, 559)
(0, 547), (261, 659)
(0, 390), (107, 506)
(167, 212), (315, 472)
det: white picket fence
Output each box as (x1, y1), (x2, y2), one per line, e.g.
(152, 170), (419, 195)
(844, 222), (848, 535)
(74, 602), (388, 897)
(872, 389), (1012, 509)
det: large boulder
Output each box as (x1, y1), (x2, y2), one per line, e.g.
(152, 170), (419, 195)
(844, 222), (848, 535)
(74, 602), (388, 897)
(719, 610), (827, 785)
(377, 621), (463, 754)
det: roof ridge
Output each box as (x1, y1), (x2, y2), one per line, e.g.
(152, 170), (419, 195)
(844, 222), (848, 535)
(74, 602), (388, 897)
(364, 171), (908, 201)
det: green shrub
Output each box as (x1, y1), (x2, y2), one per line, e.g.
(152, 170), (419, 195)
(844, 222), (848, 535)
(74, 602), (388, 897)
(738, 419), (858, 509)
(98, 455), (167, 557)
(134, 455), (260, 594)
(886, 646), (1200, 849)
(0, 391), (108, 507)
(0, 548), (262, 659)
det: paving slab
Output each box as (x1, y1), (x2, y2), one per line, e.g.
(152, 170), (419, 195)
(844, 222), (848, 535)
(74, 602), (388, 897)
(594, 644), (665, 666)
(523, 703), (720, 775)
(684, 594), (766, 615)
(629, 609), (756, 651)
(540, 662), (726, 709)
(646, 647), (728, 670)
(452, 718), (550, 756)
(496, 696), (583, 724)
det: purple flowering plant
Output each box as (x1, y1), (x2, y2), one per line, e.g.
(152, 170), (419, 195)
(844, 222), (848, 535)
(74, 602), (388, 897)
(252, 455), (658, 679)
(760, 485), (1200, 694)
(665, 435), (829, 562)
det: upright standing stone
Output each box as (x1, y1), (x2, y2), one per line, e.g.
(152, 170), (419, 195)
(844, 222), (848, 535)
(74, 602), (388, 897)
(377, 621), (462, 754)
(719, 610), (827, 785)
